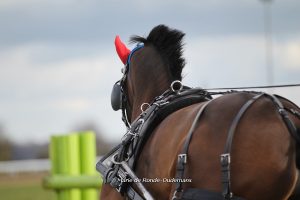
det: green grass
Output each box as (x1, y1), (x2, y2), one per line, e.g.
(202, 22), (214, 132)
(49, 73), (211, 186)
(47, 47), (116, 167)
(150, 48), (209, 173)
(0, 183), (56, 200)
(0, 172), (101, 200)
(0, 172), (56, 200)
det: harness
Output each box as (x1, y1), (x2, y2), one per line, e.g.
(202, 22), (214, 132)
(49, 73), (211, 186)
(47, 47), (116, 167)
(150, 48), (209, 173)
(173, 92), (300, 200)
(97, 84), (212, 200)
(97, 89), (300, 200)
(99, 43), (300, 199)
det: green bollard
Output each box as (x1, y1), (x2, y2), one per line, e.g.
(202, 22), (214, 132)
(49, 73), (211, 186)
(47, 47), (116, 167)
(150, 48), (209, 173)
(47, 132), (101, 200)
(67, 133), (81, 200)
(51, 135), (69, 200)
(80, 131), (98, 200)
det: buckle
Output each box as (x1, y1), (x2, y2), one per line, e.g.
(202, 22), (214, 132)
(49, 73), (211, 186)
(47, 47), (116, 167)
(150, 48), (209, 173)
(114, 169), (129, 193)
(178, 154), (187, 164)
(220, 153), (230, 165)
(278, 108), (286, 115)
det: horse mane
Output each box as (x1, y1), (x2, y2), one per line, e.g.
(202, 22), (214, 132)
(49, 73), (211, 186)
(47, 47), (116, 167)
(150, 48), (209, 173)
(130, 24), (186, 81)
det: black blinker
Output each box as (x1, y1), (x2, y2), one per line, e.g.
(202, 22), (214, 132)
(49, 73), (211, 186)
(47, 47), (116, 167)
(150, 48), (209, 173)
(111, 82), (122, 111)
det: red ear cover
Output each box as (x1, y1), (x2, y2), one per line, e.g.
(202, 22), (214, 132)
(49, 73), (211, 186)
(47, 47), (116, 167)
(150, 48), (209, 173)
(115, 35), (130, 64)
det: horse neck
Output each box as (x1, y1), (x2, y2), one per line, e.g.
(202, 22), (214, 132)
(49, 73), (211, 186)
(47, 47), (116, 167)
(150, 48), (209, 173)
(129, 47), (172, 120)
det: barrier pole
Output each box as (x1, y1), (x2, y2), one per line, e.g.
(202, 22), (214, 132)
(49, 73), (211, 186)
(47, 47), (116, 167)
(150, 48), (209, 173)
(67, 133), (81, 200)
(51, 135), (69, 200)
(80, 131), (98, 200)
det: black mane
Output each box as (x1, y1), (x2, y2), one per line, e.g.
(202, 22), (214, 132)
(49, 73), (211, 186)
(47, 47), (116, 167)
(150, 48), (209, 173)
(130, 25), (185, 81)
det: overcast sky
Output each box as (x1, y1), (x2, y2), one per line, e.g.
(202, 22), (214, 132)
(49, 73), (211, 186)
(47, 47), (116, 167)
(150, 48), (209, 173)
(0, 0), (299, 144)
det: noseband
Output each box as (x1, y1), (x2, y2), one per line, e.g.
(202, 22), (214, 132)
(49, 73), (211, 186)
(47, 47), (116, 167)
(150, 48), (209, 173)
(111, 44), (144, 127)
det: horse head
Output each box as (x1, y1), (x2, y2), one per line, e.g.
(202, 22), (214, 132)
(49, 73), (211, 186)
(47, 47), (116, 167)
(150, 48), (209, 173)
(112, 25), (186, 124)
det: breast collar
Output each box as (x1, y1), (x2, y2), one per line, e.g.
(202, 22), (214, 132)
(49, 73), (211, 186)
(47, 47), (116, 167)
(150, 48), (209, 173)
(97, 84), (212, 198)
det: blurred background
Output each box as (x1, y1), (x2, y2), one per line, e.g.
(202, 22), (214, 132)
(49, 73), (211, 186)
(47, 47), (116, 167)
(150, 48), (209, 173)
(0, 0), (299, 199)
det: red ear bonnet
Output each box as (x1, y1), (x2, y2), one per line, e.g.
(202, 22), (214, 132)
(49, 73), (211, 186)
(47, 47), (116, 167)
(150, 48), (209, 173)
(115, 35), (130, 64)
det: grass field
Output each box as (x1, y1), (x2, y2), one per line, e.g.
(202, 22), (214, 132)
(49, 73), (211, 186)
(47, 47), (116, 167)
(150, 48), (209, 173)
(0, 172), (56, 200)
(0, 171), (102, 200)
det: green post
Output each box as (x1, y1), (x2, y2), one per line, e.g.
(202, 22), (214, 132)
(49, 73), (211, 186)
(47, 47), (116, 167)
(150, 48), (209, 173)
(51, 135), (69, 200)
(46, 132), (101, 200)
(67, 133), (81, 200)
(80, 131), (98, 200)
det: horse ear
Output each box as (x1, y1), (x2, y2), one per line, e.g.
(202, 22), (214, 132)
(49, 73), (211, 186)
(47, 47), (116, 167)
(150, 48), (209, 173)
(115, 35), (130, 64)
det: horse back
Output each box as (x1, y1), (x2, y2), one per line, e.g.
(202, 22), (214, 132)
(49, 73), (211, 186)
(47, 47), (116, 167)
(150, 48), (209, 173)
(136, 92), (299, 200)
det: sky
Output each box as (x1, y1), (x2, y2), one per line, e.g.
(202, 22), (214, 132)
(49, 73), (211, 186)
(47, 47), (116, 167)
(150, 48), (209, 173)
(0, 0), (299, 144)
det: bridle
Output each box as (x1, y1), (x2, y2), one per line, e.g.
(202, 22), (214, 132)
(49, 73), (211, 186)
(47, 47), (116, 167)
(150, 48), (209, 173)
(110, 43), (144, 128)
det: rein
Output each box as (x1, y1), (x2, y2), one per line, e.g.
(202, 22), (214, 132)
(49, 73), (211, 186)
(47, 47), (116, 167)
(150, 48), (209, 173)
(204, 83), (300, 91)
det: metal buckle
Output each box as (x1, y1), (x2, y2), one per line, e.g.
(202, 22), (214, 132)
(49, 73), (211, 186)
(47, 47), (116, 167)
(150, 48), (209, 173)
(178, 154), (187, 164)
(115, 169), (128, 192)
(278, 108), (286, 115)
(220, 153), (231, 165)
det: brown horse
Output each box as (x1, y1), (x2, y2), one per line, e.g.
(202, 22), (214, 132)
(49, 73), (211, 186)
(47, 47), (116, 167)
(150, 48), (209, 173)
(99, 25), (300, 200)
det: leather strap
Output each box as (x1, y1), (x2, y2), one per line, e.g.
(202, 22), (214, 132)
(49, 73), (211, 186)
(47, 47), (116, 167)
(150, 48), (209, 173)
(221, 93), (300, 199)
(221, 93), (263, 199)
(223, 94), (263, 154)
(130, 92), (211, 169)
(121, 161), (154, 200)
(126, 186), (145, 200)
(173, 100), (212, 199)
(267, 94), (300, 143)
